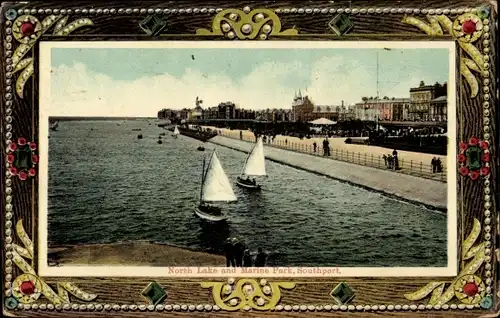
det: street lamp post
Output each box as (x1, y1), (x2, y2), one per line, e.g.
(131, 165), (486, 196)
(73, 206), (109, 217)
(375, 47), (395, 132)
(376, 51), (379, 132)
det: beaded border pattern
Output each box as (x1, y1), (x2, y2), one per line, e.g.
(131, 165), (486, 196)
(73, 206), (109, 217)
(12, 7), (483, 16)
(2, 4), (495, 313)
(13, 302), (484, 312)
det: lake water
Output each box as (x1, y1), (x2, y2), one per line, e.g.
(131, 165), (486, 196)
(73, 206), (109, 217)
(47, 120), (447, 267)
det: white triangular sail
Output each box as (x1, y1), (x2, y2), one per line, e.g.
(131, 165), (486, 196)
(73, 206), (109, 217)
(201, 151), (237, 202)
(242, 137), (266, 176)
(173, 126), (180, 135)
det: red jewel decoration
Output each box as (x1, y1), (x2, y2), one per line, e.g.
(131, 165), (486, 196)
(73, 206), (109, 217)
(457, 154), (466, 163)
(470, 170), (480, 180)
(28, 168), (37, 177)
(468, 136), (479, 146)
(32, 154), (39, 164)
(18, 137), (27, 146)
(20, 22), (35, 37)
(459, 142), (468, 151)
(8, 143), (17, 152)
(463, 282), (479, 297)
(479, 141), (489, 150)
(482, 153), (490, 162)
(9, 167), (18, 176)
(462, 20), (477, 35)
(18, 171), (28, 181)
(29, 142), (37, 151)
(20, 280), (36, 295)
(480, 166), (490, 176)
(459, 166), (469, 176)
(7, 154), (15, 163)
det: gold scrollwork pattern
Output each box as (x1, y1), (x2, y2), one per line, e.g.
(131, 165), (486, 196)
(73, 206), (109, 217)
(405, 219), (487, 305)
(196, 8), (298, 40)
(11, 15), (94, 98)
(201, 278), (295, 311)
(402, 12), (487, 98)
(10, 220), (98, 304)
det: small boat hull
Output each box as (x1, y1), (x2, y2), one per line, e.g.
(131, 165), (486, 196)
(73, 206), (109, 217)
(194, 205), (227, 222)
(236, 177), (262, 190)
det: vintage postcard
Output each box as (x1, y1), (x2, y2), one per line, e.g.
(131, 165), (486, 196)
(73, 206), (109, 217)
(1, 1), (498, 317)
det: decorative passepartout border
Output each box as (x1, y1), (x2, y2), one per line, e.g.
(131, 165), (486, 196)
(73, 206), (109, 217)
(2, 3), (496, 314)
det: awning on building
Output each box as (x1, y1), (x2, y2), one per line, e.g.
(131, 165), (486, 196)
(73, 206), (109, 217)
(308, 118), (337, 125)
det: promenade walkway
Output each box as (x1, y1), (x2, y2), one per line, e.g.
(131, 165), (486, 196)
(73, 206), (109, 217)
(210, 136), (448, 211)
(214, 129), (447, 183)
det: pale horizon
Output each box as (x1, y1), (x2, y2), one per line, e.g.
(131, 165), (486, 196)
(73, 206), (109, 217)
(43, 41), (450, 117)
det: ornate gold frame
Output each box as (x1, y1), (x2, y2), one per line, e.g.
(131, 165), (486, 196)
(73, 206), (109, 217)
(1, 1), (497, 316)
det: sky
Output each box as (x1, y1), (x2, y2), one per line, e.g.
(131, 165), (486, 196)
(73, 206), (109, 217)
(49, 44), (450, 117)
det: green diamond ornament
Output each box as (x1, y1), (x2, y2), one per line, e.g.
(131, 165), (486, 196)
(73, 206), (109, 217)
(330, 282), (355, 305)
(480, 295), (492, 309)
(465, 146), (482, 170)
(328, 13), (354, 36)
(141, 282), (167, 305)
(139, 15), (167, 36)
(14, 145), (33, 170)
(476, 6), (490, 19)
(4, 296), (19, 310)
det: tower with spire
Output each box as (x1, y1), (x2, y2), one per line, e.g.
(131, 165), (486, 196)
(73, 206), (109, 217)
(293, 89), (304, 102)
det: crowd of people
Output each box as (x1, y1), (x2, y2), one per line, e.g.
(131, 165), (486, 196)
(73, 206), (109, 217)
(223, 238), (268, 267)
(382, 149), (400, 170)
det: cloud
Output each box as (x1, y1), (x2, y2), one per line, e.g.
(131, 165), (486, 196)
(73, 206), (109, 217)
(49, 57), (446, 117)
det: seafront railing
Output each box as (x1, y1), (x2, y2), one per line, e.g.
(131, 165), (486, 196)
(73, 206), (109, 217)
(218, 131), (447, 183)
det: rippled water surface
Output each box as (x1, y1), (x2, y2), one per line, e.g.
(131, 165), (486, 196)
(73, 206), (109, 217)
(48, 120), (447, 267)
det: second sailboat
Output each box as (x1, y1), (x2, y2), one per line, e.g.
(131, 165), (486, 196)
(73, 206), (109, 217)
(236, 136), (267, 190)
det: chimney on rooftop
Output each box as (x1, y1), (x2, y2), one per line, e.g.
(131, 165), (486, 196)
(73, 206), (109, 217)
(341, 100), (344, 107)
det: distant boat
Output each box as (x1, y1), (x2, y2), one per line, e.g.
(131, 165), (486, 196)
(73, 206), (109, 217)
(197, 146), (205, 151)
(172, 125), (180, 138)
(49, 120), (59, 131)
(195, 150), (237, 222)
(157, 139), (162, 144)
(138, 134), (143, 139)
(236, 137), (266, 190)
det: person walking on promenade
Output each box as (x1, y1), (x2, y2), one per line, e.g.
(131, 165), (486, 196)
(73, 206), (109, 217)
(285, 139), (288, 146)
(325, 138), (330, 156)
(224, 238), (235, 267)
(240, 131), (243, 140)
(436, 158), (443, 173)
(233, 240), (245, 267)
(254, 247), (268, 267)
(313, 141), (317, 153)
(392, 149), (399, 170)
(243, 249), (252, 267)
(431, 157), (437, 173)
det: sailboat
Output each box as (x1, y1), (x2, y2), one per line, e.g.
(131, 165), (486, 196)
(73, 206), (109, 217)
(172, 125), (180, 138)
(195, 150), (237, 222)
(236, 137), (266, 190)
(49, 120), (59, 131)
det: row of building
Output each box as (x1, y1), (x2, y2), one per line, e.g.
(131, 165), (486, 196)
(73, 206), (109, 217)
(157, 81), (448, 123)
